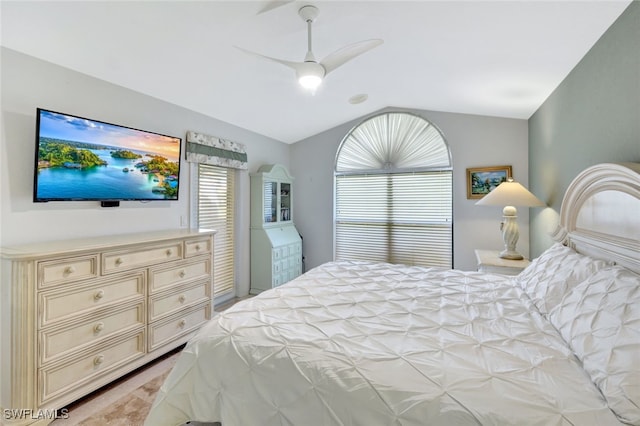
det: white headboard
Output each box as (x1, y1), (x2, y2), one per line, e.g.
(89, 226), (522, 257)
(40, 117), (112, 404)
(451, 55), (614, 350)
(551, 162), (640, 274)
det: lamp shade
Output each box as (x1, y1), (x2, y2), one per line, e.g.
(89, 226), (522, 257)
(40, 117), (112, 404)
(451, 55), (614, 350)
(475, 179), (545, 207)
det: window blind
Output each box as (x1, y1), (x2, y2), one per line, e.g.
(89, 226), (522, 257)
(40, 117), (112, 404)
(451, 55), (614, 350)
(335, 171), (452, 268)
(197, 164), (235, 296)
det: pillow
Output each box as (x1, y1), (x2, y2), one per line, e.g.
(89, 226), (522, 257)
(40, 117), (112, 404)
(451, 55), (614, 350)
(515, 243), (608, 315)
(549, 266), (640, 425)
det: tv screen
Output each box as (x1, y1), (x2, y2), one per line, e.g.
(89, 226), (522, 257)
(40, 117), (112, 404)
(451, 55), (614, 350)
(34, 108), (182, 203)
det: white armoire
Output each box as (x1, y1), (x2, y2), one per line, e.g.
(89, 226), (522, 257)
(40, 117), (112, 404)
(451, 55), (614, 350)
(250, 164), (302, 294)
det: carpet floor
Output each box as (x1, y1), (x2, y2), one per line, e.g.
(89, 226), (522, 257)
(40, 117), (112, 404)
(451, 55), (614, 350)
(77, 369), (171, 426)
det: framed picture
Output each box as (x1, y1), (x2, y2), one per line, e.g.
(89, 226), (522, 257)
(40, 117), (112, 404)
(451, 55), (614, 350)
(466, 165), (512, 199)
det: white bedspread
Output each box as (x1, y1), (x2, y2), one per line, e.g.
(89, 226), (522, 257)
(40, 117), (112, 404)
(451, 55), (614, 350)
(145, 261), (622, 425)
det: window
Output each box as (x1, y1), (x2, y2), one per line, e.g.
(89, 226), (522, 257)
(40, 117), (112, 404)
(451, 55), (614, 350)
(196, 164), (236, 297)
(334, 112), (452, 268)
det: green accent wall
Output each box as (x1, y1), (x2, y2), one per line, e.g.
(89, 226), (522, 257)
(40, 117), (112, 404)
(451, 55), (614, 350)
(528, 1), (640, 257)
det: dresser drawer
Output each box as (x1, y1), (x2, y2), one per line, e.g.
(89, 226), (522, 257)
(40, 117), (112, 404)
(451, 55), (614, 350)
(39, 272), (145, 328)
(38, 255), (99, 288)
(148, 257), (211, 294)
(149, 281), (211, 322)
(184, 237), (212, 258)
(272, 248), (282, 261)
(39, 330), (145, 406)
(291, 242), (301, 255)
(39, 302), (145, 365)
(102, 242), (182, 274)
(272, 274), (283, 287)
(288, 267), (301, 281)
(148, 303), (210, 351)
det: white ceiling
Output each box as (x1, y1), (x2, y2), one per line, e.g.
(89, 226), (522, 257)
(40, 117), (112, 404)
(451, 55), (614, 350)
(1, 1), (631, 143)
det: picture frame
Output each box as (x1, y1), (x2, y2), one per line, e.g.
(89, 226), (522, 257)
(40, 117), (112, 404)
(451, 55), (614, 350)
(466, 165), (512, 199)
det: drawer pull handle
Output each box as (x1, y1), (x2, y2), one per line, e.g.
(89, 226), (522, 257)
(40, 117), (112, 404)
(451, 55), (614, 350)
(115, 258), (123, 266)
(93, 355), (105, 366)
(178, 319), (187, 328)
(166, 249), (173, 256)
(94, 322), (105, 333)
(63, 266), (75, 275)
(179, 270), (186, 278)
(94, 290), (105, 301)
(178, 295), (186, 303)
(195, 244), (201, 251)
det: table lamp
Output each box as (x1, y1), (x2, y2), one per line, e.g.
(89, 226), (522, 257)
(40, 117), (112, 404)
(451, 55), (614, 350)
(475, 178), (545, 260)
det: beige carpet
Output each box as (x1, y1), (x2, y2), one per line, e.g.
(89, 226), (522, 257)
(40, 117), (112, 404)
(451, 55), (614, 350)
(76, 369), (170, 426)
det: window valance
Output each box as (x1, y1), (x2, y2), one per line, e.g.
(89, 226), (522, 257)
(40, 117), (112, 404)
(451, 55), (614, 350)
(186, 131), (248, 170)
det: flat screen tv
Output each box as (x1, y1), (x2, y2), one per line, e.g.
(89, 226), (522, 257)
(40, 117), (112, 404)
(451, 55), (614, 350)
(34, 108), (182, 204)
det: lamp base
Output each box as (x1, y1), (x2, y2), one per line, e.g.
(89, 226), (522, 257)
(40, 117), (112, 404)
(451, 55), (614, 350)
(499, 206), (523, 260)
(499, 249), (524, 260)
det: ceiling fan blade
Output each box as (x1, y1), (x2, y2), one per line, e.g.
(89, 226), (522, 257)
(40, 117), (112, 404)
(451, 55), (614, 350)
(257, 0), (295, 15)
(320, 39), (384, 75)
(234, 46), (303, 71)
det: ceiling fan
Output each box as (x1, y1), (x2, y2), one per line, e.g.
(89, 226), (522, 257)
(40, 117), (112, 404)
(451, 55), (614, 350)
(237, 4), (383, 92)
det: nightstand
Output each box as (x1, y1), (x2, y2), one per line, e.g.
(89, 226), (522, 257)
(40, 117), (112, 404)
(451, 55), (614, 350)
(475, 249), (530, 276)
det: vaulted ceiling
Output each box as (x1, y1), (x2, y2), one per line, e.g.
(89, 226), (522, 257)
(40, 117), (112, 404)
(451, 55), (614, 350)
(1, 1), (631, 143)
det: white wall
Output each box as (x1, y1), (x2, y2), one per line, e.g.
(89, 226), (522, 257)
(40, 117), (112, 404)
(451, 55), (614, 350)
(290, 106), (530, 272)
(1, 48), (291, 295)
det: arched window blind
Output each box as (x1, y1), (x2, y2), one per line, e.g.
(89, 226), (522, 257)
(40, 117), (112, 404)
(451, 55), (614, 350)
(335, 112), (452, 268)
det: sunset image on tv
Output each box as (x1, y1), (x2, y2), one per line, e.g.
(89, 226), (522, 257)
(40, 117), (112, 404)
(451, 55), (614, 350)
(35, 109), (181, 201)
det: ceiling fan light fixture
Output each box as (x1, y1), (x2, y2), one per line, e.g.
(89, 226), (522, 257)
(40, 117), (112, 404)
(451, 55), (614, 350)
(298, 74), (322, 90)
(297, 62), (325, 91)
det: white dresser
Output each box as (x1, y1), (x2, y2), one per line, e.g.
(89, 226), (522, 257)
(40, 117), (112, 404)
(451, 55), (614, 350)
(0, 229), (215, 425)
(250, 164), (302, 294)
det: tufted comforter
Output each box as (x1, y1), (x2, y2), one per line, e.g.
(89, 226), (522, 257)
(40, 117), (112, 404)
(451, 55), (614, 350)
(145, 261), (622, 425)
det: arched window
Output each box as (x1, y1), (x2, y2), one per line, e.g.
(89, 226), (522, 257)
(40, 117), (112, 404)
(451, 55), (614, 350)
(334, 112), (452, 267)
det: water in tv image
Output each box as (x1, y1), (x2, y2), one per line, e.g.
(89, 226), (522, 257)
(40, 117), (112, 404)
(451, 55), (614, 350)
(35, 110), (181, 201)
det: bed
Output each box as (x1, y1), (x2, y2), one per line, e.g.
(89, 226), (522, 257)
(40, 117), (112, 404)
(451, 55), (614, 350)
(146, 162), (640, 426)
